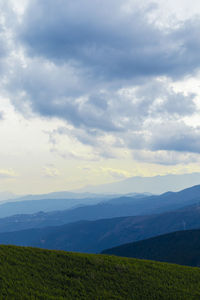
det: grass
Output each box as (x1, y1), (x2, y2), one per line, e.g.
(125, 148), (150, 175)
(0, 245), (199, 299)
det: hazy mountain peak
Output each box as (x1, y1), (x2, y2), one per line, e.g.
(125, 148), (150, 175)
(76, 173), (200, 194)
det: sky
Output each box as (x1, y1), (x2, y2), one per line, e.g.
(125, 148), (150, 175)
(0, 0), (200, 194)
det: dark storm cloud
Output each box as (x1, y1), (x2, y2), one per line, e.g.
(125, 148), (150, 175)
(7, 58), (120, 132)
(132, 149), (198, 166)
(0, 111), (4, 120)
(149, 123), (200, 153)
(0, 26), (9, 73)
(0, 33), (6, 58)
(18, 0), (200, 79)
(3, 0), (200, 163)
(132, 81), (197, 118)
(8, 57), (197, 135)
(127, 122), (200, 154)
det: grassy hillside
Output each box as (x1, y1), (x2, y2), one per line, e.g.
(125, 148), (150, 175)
(0, 245), (200, 299)
(102, 229), (200, 267)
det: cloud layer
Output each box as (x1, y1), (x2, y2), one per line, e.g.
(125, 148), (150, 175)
(2, 0), (200, 166)
(19, 0), (200, 79)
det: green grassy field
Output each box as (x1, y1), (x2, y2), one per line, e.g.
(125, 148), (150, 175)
(0, 245), (199, 299)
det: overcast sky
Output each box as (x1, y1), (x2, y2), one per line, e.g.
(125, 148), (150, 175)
(0, 0), (200, 194)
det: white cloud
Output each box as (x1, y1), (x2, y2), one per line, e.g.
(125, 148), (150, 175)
(0, 168), (18, 178)
(100, 167), (132, 180)
(43, 167), (60, 178)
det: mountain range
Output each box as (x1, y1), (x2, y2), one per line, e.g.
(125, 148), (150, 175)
(77, 172), (200, 194)
(0, 184), (200, 259)
(102, 229), (200, 267)
(1, 172), (200, 204)
(0, 184), (200, 229)
(0, 193), (121, 218)
(1, 199), (200, 253)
